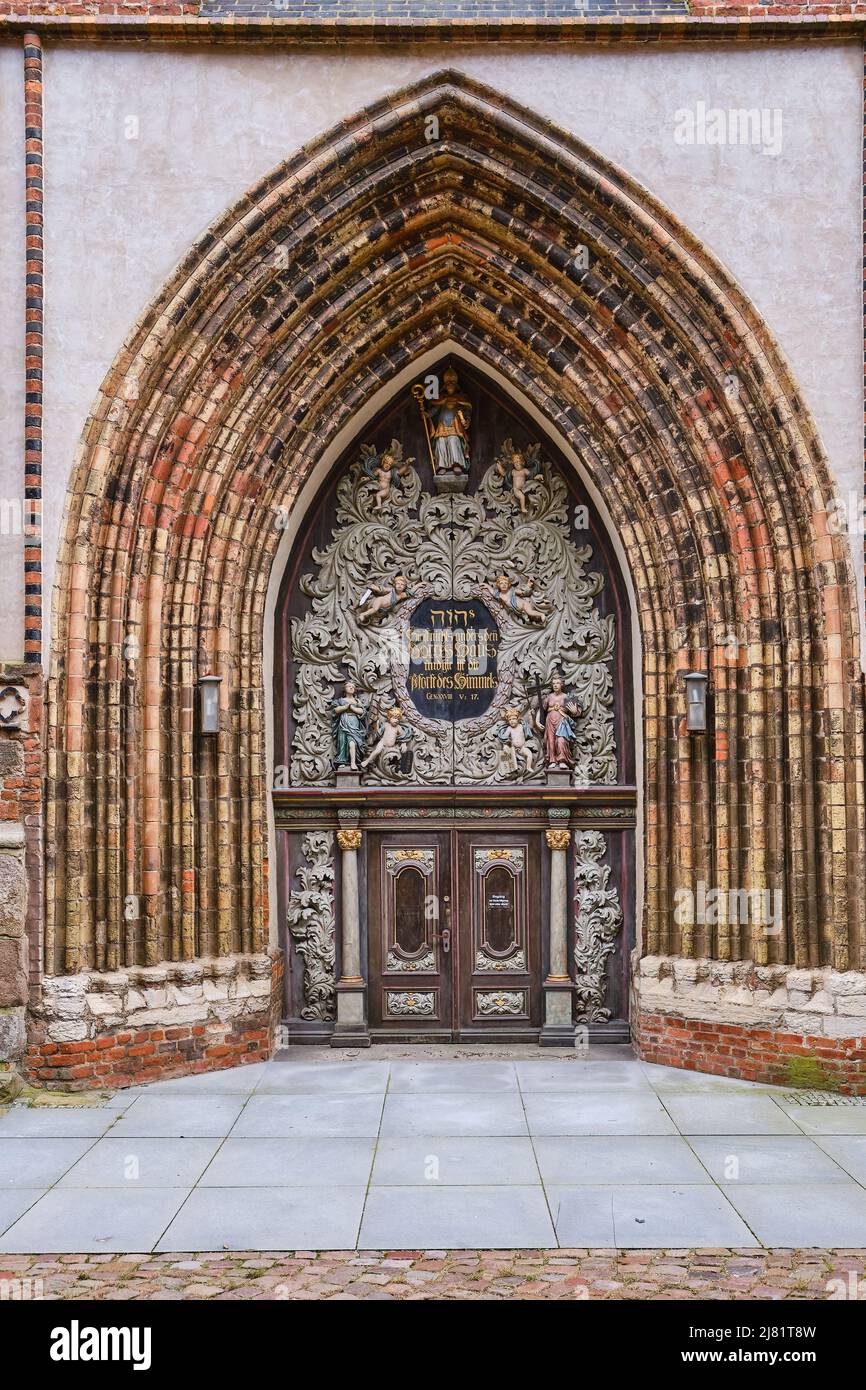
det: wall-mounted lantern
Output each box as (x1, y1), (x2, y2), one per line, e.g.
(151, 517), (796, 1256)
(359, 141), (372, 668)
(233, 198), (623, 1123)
(683, 671), (709, 733)
(198, 674), (222, 735)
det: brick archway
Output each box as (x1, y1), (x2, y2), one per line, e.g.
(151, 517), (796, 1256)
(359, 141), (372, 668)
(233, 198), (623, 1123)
(46, 71), (864, 1017)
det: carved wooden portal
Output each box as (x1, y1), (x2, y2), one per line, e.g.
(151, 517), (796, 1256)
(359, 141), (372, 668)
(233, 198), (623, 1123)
(274, 359), (636, 1043)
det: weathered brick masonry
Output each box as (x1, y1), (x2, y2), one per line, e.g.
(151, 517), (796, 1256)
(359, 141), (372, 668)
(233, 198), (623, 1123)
(24, 952), (284, 1089)
(632, 956), (866, 1091)
(634, 1012), (866, 1092)
(0, 665), (42, 1064)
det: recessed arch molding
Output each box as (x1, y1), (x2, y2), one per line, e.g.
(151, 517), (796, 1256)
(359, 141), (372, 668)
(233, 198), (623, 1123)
(44, 72), (865, 1064)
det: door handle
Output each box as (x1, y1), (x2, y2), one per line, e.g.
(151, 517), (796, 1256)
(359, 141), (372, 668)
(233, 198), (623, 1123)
(436, 894), (452, 953)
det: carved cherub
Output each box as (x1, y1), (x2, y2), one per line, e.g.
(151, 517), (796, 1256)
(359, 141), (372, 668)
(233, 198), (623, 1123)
(361, 439), (413, 514)
(489, 573), (553, 625)
(361, 704), (414, 773)
(495, 706), (537, 775)
(494, 438), (541, 515)
(355, 573), (412, 625)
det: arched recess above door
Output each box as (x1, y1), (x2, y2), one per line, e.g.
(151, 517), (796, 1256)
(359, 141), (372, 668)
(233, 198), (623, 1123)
(46, 68), (864, 982)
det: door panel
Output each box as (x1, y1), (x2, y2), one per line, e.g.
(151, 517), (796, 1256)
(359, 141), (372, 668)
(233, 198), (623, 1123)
(368, 833), (452, 1032)
(456, 834), (541, 1033)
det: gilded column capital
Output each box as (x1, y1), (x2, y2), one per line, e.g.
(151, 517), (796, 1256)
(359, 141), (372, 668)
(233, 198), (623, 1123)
(337, 829), (363, 851)
(545, 828), (571, 852)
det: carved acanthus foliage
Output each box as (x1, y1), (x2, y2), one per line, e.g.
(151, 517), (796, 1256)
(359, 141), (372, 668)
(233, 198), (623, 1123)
(386, 991), (435, 1016)
(286, 831), (336, 1022)
(475, 948), (527, 972)
(386, 948), (436, 973)
(573, 830), (623, 1024)
(289, 440), (616, 786)
(476, 990), (525, 1015)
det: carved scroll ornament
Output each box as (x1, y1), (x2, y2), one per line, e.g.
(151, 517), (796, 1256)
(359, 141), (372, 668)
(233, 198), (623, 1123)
(286, 831), (336, 1021)
(573, 830), (623, 1024)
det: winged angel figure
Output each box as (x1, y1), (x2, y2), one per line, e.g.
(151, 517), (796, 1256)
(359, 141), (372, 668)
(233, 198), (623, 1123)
(360, 438), (414, 515)
(494, 438), (541, 515)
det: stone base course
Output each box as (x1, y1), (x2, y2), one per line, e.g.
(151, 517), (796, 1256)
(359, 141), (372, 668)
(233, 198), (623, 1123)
(633, 954), (866, 1092)
(23, 951), (283, 1090)
(0, 1249), (862, 1301)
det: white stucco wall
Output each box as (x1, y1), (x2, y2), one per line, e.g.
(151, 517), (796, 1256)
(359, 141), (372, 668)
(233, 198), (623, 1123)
(31, 40), (866, 650)
(0, 44), (25, 661)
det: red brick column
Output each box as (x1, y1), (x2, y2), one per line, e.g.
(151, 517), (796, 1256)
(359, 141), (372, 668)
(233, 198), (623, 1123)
(23, 31), (42, 663)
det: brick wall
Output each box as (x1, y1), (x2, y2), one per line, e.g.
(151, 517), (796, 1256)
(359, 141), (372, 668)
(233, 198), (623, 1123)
(1, 0), (864, 17)
(690, 3), (866, 12)
(0, 3), (198, 13)
(0, 664), (42, 1064)
(634, 1012), (866, 1093)
(631, 954), (866, 1092)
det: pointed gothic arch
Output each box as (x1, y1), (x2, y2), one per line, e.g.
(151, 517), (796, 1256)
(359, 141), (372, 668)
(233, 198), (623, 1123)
(46, 69), (865, 993)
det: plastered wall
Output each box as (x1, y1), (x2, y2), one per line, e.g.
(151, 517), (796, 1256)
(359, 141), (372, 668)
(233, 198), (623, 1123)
(0, 40), (861, 655)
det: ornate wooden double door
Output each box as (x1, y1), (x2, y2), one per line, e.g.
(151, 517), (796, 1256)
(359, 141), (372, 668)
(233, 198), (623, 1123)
(368, 830), (542, 1038)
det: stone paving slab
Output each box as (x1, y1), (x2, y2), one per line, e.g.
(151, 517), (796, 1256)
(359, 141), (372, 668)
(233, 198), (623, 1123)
(156, 1187), (368, 1253)
(200, 1137), (377, 1188)
(371, 1136), (538, 1185)
(0, 1249), (862, 1301)
(380, 1092), (528, 1137)
(0, 1138), (95, 1188)
(722, 1184), (866, 1248)
(689, 1136), (853, 1186)
(532, 1135), (708, 1185)
(0, 1189), (189, 1255)
(547, 1185), (759, 1249)
(814, 1137), (866, 1184)
(358, 1186), (556, 1249)
(58, 1138), (223, 1190)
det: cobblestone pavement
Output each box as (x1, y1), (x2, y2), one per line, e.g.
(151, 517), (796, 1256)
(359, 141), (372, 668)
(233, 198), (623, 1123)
(1, 1249), (864, 1300)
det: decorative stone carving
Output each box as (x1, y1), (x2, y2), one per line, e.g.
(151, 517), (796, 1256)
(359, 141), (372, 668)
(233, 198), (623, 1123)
(386, 947), (436, 973)
(386, 990), (435, 1016)
(355, 573), (414, 626)
(475, 948), (527, 972)
(360, 705), (414, 776)
(0, 686), (27, 731)
(289, 435), (615, 787)
(494, 707), (537, 776)
(386, 848), (435, 875)
(545, 828), (571, 852)
(360, 438), (414, 515)
(474, 847), (524, 874)
(535, 671), (585, 772)
(487, 572), (553, 627)
(493, 438), (541, 516)
(476, 990), (525, 1015)
(573, 830), (623, 1023)
(286, 831), (336, 1021)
